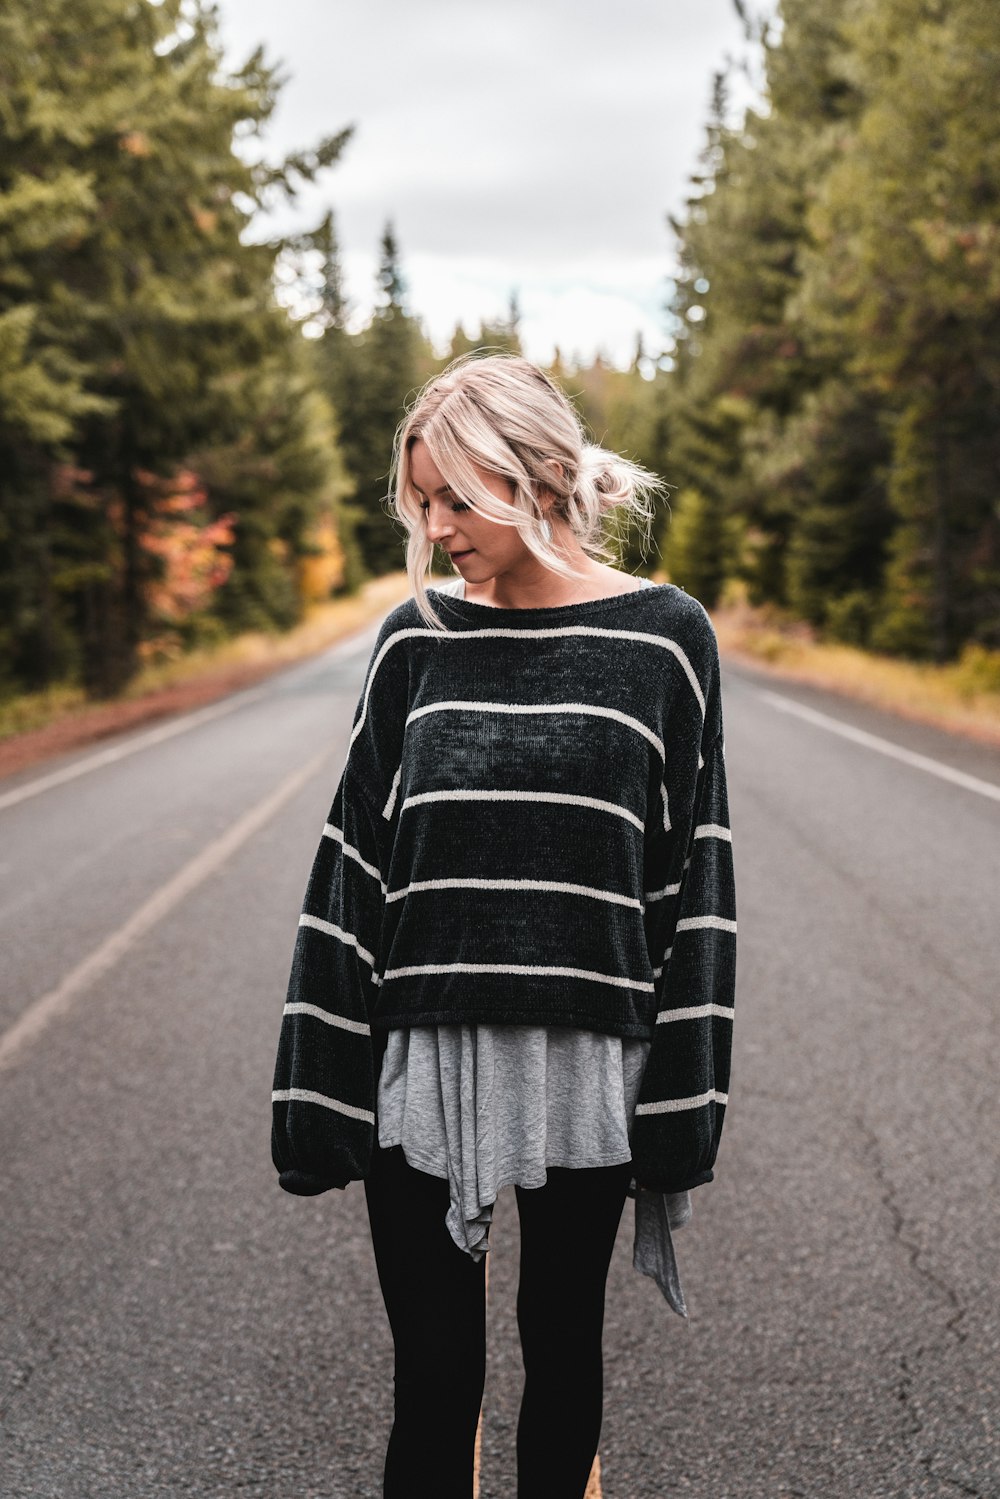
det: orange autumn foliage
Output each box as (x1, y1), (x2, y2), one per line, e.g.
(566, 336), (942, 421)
(298, 513), (346, 602)
(131, 468), (236, 624)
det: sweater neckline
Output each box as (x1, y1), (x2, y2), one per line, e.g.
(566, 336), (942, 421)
(430, 577), (674, 622)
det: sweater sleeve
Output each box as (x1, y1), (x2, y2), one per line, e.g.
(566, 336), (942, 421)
(270, 611), (406, 1196)
(631, 635), (736, 1194)
(270, 763), (388, 1194)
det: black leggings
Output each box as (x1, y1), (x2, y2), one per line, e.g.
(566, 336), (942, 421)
(364, 1138), (632, 1499)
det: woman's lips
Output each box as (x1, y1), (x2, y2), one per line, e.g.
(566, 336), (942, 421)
(451, 549), (474, 561)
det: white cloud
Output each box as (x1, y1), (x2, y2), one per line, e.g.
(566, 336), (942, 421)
(216, 0), (771, 366)
(395, 252), (672, 366)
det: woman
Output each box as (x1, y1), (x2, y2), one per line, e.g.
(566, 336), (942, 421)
(271, 352), (737, 1498)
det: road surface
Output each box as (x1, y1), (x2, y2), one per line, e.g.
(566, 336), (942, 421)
(1, 607), (997, 1498)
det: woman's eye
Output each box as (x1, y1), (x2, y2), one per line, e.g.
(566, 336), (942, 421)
(418, 498), (470, 513)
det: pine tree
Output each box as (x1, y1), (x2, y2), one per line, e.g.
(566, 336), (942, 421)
(311, 209), (351, 334)
(676, 58), (903, 643)
(0, 0), (352, 694)
(796, 0), (1000, 658)
(661, 487), (732, 607)
(448, 323), (479, 360)
(325, 221), (426, 579)
(776, 379), (893, 641)
(669, 0), (1000, 656)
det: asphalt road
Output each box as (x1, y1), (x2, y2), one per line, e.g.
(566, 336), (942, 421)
(1, 606), (997, 1499)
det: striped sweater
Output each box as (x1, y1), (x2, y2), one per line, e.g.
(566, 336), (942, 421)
(271, 581), (736, 1197)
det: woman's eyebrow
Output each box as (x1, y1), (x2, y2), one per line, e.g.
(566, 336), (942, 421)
(413, 482), (455, 497)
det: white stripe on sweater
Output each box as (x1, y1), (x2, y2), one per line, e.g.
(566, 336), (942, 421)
(386, 766), (701, 845)
(650, 947), (671, 983)
(390, 701), (675, 830)
(382, 766), (401, 820)
(406, 699), (667, 762)
(694, 823), (732, 842)
(400, 788), (645, 833)
(272, 1087), (375, 1126)
(322, 823), (386, 888)
(379, 960), (656, 991)
(645, 880), (682, 902)
(675, 915), (737, 934)
(635, 1088), (728, 1115)
(283, 1002), (371, 1035)
(298, 913), (376, 968)
(349, 623), (707, 761)
(652, 947), (674, 979)
(384, 876), (643, 910)
(655, 1003), (735, 1023)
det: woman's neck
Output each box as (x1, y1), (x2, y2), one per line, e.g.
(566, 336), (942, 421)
(462, 562), (647, 609)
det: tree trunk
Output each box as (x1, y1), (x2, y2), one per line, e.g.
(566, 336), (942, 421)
(932, 411), (951, 664)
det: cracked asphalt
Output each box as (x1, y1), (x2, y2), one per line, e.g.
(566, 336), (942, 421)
(0, 613), (997, 1498)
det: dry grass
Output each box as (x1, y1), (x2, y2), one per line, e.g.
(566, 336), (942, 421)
(0, 572), (416, 746)
(128, 570), (417, 696)
(707, 580), (1000, 748)
(0, 681), (89, 743)
(0, 572), (418, 778)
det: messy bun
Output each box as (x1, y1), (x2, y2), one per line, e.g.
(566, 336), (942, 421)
(389, 351), (670, 632)
(577, 442), (644, 514)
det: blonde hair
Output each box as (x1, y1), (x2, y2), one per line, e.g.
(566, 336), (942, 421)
(388, 351), (670, 632)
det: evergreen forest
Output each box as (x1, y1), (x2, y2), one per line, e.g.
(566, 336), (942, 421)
(1, 0), (997, 705)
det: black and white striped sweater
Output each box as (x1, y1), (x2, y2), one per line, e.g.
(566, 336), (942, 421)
(271, 581), (736, 1197)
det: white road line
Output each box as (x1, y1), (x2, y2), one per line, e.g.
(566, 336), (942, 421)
(0, 745), (336, 1069)
(758, 689), (1000, 804)
(0, 682), (275, 813)
(0, 629), (373, 815)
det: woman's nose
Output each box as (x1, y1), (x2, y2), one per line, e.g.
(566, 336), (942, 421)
(424, 507), (455, 543)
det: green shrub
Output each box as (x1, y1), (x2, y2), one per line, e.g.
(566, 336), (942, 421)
(823, 590), (875, 649)
(950, 643), (1000, 700)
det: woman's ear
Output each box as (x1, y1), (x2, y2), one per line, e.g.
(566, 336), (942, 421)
(537, 459), (565, 510)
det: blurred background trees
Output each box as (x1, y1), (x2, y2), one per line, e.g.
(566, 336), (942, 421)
(0, 0), (352, 696)
(661, 0), (1000, 658)
(0, 0), (996, 704)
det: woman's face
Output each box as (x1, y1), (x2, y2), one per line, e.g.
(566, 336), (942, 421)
(409, 437), (539, 581)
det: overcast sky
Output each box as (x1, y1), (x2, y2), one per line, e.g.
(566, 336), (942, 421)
(214, 1), (771, 368)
